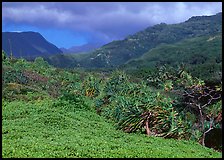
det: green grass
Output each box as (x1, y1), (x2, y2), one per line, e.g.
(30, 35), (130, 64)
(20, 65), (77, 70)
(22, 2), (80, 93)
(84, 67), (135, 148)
(2, 97), (222, 158)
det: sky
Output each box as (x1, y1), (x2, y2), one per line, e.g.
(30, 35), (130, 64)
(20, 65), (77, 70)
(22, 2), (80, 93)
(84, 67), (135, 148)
(2, 2), (222, 49)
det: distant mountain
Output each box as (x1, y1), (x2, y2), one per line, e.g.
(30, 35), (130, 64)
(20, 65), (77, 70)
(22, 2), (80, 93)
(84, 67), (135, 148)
(74, 12), (222, 68)
(60, 43), (103, 54)
(60, 47), (70, 54)
(46, 12), (222, 69)
(2, 31), (63, 59)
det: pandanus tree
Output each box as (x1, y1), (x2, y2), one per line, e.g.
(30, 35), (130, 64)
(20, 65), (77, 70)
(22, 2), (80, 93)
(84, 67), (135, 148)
(146, 64), (222, 147)
(82, 74), (101, 98)
(97, 70), (186, 139)
(183, 81), (222, 146)
(116, 89), (182, 138)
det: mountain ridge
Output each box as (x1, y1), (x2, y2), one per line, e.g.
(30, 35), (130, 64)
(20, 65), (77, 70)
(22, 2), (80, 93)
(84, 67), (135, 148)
(49, 12), (221, 68)
(60, 42), (103, 54)
(2, 31), (63, 59)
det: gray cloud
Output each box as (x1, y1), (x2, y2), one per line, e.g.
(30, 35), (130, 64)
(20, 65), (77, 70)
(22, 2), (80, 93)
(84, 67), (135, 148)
(2, 2), (222, 43)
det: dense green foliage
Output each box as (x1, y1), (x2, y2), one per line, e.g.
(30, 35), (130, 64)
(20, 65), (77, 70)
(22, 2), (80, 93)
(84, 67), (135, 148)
(3, 99), (221, 158)
(123, 34), (222, 83)
(95, 71), (182, 138)
(2, 53), (222, 157)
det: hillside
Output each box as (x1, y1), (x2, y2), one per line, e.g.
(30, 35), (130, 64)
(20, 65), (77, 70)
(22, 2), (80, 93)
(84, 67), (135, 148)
(2, 53), (221, 158)
(48, 12), (221, 68)
(2, 11), (222, 158)
(2, 31), (63, 59)
(2, 54), (222, 158)
(45, 12), (222, 69)
(60, 43), (103, 54)
(122, 33), (222, 82)
(3, 99), (221, 158)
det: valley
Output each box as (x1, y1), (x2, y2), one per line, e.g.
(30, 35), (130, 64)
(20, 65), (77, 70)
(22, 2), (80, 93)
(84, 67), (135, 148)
(2, 11), (222, 158)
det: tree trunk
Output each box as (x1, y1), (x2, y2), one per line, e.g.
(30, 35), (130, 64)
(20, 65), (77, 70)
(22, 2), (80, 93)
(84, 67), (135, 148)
(202, 132), (205, 146)
(198, 105), (205, 146)
(145, 120), (151, 136)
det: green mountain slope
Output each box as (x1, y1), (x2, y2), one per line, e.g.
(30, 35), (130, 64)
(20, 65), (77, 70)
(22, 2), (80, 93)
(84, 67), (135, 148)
(65, 12), (222, 68)
(46, 12), (222, 69)
(122, 34), (222, 82)
(46, 53), (91, 69)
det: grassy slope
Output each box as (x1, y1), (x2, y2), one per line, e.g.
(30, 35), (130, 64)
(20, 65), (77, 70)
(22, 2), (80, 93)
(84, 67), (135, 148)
(123, 34), (222, 81)
(2, 98), (221, 158)
(137, 34), (221, 65)
(45, 52), (91, 69)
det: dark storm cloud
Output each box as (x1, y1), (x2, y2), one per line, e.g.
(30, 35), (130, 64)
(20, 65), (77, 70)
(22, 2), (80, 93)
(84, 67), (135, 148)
(2, 2), (222, 42)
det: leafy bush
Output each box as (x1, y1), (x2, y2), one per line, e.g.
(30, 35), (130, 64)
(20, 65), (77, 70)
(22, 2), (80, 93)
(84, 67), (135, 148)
(94, 70), (187, 139)
(2, 55), (222, 153)
(82, 74), (101, 97)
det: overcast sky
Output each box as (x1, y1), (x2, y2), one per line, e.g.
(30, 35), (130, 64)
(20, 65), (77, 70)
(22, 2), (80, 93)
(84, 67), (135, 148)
(2, 2), (222, 48)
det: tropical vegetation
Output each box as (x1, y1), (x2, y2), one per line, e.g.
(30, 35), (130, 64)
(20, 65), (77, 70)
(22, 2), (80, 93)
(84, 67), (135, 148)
(2, 51), (222, 158)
